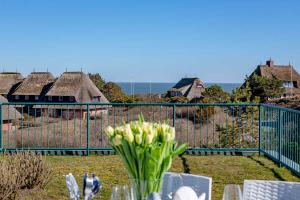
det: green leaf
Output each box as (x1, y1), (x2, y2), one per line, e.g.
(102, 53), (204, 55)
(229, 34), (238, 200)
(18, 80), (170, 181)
(173, 143), (188, 156)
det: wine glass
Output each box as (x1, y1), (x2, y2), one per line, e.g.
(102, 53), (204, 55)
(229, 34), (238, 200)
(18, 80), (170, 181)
(111, 185), (136, 200)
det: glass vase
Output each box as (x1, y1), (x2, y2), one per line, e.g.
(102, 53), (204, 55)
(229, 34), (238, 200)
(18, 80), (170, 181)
(129, 179), (162, 200)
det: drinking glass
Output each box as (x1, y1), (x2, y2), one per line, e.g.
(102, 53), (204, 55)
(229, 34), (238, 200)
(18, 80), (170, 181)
(111, 185), (136, 200)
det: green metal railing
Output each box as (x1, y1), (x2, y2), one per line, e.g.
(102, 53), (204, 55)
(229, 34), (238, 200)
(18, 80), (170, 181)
(260, 104), (300, 176)
(0, 102), (299, 175)
(0, 102), (259, 152)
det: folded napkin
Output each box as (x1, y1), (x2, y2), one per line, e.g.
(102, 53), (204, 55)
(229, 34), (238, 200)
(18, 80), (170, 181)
(172, 186), (206, 200)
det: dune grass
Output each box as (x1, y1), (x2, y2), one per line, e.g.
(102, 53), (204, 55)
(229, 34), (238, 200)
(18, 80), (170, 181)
(16, 155), (300, 200)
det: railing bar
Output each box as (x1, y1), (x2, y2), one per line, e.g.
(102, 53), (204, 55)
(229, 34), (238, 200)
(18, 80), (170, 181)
(101, 109), (103, 148)
(80, 105), (82, 148)
(199, 107), (202, 147)
(67, 105), (69, 147)
(193, 108), (196, 148)
(251, 106), (254, 148)
(27, 106), (30, 147)
(60, 107), (63, 148)
(94, 105), (97, 147)
(73, 108), (76, 147)
(21, 107), (23, 147)
(232, 106), (235, 147)
(53, 106), (56, 147)
(206, 107), (208, 147)
(47, 107), (49, 148)
(34, 107), (36, 146)
(187, 107), (189, 144)
(218, 106), (221, 148)
(7, 104), (10, 148)
(40, 107), (43, 148)
(14, 105), (17, 148)
(226, 107), (228, 147)
(213, 106), (215, 147)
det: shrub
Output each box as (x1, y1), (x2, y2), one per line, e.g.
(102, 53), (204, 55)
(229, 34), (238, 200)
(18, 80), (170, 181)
(7, 151), (52, 189)
(0, 159), (19, 200)
(0, 152), (52, 199)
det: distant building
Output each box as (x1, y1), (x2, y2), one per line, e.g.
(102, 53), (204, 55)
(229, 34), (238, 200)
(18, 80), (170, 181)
(0, 72), (23, 100)
(37, 72), (109, 119)
(0, 95), (22, 131)
(11, 72), (55, 102)
(167, 77), (205, 101)
(249, 59), (300, 98)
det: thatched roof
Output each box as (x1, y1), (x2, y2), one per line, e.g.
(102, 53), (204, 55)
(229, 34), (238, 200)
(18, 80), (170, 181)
(12, 72), (55, 96)
(168, 78), (205, 100)
(253, 60), (300, 95)
(256, 61), (300, 83)
(0, 72), (23, 95)
(46, 72), (109, 103)
(0, 95), (22, 121)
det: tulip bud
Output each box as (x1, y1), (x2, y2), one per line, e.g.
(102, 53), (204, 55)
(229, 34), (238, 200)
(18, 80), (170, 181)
(135, 134), (142, 145)
(105, 126), (114, 137)
(112, 135), (122, 146)
(146, 134), (154, 144)
(170, 127), (175, 140)
(124, 124), (134, 143)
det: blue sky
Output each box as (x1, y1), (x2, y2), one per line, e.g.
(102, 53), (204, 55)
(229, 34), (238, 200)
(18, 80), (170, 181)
(0, 0), (299, 83)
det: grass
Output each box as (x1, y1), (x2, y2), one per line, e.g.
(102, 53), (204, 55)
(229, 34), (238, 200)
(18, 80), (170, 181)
(15, 155), (300, 200)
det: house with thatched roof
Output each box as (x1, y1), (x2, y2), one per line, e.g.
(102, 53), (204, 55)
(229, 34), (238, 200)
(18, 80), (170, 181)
(0, 72), (23, 100)
(0, 95), (22, 131)
(167, 77), (205, 101)
(11, 72), (55, 102)
(39, 71), (109, 119)
(249, 59), (300, 98)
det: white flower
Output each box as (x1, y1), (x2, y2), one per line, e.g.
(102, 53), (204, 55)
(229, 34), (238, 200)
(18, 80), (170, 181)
(135, 134), (142, 145)
(124, 124), (134, 143)
(105, 126), (114, 137)
(113, 135), (122, 146)
(146, 134), (154, 144)
(170, 127), (175, 140)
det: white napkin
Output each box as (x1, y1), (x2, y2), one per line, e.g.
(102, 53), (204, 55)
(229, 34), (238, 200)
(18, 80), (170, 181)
(172, 186), (206, 200)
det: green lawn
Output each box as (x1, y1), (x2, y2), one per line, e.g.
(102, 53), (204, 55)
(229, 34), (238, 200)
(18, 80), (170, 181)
(18, 155), (300, 200)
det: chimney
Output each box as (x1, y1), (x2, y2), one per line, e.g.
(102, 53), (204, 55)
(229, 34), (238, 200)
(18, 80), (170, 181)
(266, 59), (274, 67)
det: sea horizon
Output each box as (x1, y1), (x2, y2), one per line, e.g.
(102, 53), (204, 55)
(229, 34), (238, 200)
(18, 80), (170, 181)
(117, 82), (241, 95)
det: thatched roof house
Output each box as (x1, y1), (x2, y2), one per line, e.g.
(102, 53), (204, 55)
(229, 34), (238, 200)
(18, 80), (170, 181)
(0, 95), (22, 121)
(45, 71), (109, 103)
(167, 78), (205, 100)
(250, 59), (300, 97)
(12, 72), (55, 101)
(0, 72), (23, 98)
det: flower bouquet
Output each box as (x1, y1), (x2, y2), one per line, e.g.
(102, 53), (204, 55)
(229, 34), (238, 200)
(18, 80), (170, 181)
(105, 115), (187, 200)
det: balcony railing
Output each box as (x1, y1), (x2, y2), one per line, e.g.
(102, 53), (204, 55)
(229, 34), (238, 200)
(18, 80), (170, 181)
(0, 102), (299, 176)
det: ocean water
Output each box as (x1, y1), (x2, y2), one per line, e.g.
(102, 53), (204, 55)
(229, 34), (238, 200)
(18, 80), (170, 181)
(117, 82), (241, 95)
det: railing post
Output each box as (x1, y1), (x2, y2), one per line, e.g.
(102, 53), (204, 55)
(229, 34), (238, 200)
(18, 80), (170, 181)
(258, 104), (262, 156)
(172, 104), (176, 127)
(0, 103), (2, 153)
(86, 104), (90, 156)
(278, 110), (282, 167)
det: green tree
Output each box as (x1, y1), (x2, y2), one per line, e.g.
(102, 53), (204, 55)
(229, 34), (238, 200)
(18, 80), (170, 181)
(88, 73), (106, 91)
(102, 82), (126, 102)
(246, 74), (284, 102)
(202, 84), (230, 102)
(231, 81), (255, 103)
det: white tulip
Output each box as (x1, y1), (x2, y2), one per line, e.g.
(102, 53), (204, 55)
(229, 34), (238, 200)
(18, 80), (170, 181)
(146, 134), (154, 144)
(113, 135), (122, 146)
(170, 127), (175, 140)
(124, 125), (134, 143)
(135, 134), (142, 145)
(105, 126), (114, 137)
